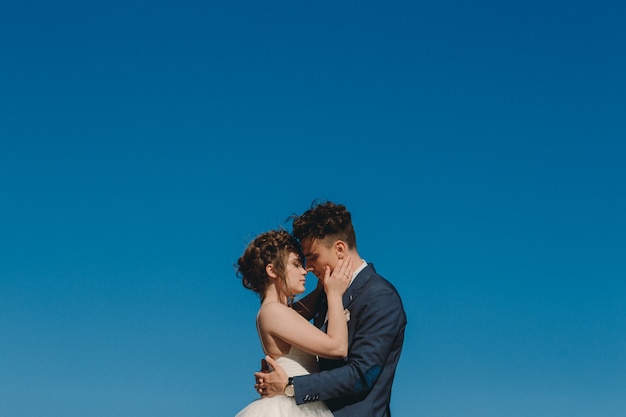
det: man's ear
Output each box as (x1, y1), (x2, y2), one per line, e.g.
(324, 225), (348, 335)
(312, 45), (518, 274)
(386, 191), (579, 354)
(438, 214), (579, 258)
(335, 240), (347, 259)
(266, 263), (278, 279)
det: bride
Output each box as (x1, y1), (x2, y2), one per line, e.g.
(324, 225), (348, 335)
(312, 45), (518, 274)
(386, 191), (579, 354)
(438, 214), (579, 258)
(235, 229), (352, 417)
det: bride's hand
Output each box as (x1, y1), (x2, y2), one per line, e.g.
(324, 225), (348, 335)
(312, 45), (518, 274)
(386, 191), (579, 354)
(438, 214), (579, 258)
(323, 257), (353, 296)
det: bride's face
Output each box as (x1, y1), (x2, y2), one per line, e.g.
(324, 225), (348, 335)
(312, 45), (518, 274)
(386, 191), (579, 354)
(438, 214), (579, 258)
(284, 252), (307, 295)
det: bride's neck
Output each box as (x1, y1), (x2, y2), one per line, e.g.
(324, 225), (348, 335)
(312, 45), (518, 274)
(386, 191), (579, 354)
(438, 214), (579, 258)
(262, 284), (288, 306)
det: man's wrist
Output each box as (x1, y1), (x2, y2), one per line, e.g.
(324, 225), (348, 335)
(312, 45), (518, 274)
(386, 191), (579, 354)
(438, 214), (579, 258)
(284, 377), (295, 397)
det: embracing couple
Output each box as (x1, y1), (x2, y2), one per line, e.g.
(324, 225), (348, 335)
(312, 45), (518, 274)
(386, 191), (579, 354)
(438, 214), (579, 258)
(234, 201), (407, 417)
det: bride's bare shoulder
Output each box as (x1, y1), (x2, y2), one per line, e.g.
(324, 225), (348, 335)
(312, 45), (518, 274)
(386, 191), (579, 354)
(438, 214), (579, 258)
(257, 301), (291, 318)
(259, 301), (290, 314)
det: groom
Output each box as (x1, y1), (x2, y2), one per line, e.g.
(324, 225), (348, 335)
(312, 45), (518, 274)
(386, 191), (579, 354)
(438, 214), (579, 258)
(255, 201), (407, 417)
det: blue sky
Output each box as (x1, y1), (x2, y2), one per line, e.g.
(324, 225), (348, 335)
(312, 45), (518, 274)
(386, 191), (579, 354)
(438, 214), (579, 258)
(1, 1), (625, 416)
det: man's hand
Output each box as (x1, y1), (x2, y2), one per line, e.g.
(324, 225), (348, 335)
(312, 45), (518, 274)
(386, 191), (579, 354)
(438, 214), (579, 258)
(254, 356), (288, 398)
(253, 358), (270, 398)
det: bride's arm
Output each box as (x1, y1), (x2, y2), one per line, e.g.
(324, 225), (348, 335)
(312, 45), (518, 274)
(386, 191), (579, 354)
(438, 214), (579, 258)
(258, 258), (352, 359)
(292, 281), (323, 320)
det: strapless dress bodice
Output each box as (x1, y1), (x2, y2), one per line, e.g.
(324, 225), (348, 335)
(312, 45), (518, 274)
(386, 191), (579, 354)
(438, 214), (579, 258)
(235, 346), (333, 417)
(275, 346), (319, 376)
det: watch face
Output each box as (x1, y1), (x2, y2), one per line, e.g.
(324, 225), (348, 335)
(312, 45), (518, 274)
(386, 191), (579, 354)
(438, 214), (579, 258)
(285, 384), (295, 397)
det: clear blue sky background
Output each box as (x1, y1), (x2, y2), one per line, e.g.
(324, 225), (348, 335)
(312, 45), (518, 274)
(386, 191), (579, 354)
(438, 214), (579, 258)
(1, 1), (625, 416)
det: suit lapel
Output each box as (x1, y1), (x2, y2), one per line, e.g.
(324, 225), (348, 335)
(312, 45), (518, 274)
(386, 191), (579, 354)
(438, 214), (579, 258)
(318, 264), (376, 332)
(343, 263), (374, 308)
(314, 292), (328, 329)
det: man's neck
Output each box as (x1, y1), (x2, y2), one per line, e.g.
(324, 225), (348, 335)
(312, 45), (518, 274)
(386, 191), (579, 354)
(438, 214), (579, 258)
(348, 259), (368, 286)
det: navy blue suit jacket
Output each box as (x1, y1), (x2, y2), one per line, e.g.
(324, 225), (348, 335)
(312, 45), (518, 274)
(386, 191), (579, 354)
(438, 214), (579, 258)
(293, 263), (406, 417)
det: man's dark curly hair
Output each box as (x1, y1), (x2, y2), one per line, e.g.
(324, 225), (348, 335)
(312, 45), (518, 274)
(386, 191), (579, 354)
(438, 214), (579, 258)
(236, 229), (303, 302)
(292, 201), (357, 249)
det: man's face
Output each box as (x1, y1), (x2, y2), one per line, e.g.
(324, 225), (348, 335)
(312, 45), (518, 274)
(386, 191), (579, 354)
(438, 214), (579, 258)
(300, 237), (337, 280)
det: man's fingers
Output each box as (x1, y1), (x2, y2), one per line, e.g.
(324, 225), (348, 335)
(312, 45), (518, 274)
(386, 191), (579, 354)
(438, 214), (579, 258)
(264, 355), (279, 370)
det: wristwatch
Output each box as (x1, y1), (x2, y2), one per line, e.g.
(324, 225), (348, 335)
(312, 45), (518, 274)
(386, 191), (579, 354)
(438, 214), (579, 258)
(284, 377), (295, 397)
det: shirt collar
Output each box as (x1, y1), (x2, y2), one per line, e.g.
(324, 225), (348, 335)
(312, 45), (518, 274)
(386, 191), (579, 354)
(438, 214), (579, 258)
(348, 259), (367, 287)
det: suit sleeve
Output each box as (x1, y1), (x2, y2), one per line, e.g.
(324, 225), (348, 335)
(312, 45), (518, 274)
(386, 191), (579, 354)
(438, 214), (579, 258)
(292, 281), (405, 404)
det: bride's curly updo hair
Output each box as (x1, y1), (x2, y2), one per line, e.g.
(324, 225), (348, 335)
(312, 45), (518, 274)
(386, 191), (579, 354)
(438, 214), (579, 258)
(292, 201), (356, 249)
(236, 229), (302, 302)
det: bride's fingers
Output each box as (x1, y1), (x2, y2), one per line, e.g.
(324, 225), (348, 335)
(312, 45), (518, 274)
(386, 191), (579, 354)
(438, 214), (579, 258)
(325, 257), (352, 290)
(337, 257), (351, 278)
(323, 265), (331, 282)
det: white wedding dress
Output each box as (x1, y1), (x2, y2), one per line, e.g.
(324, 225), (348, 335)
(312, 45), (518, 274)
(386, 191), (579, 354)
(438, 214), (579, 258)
(235, 346), (333, 417)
